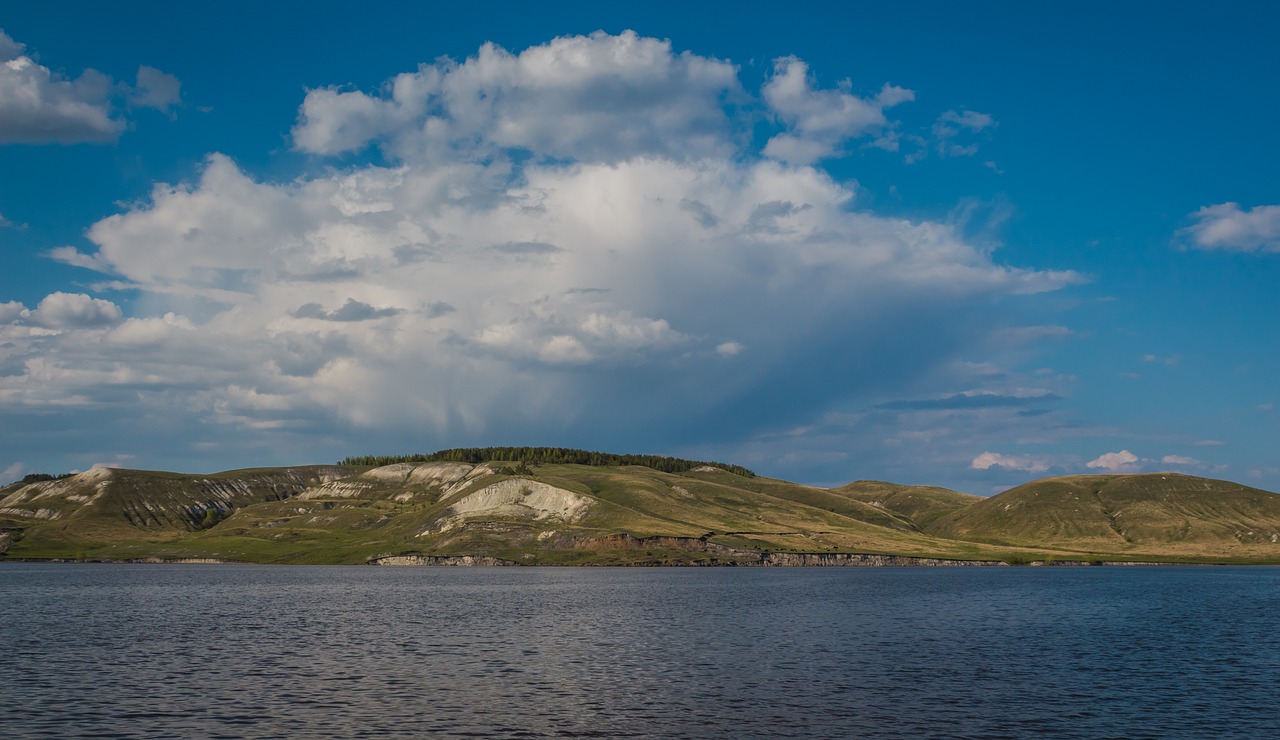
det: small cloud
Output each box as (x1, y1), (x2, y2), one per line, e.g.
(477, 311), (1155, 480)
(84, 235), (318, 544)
(292, 298), (403, 322)
(0, 300), (29, 323)
(424, 301), (455, 318)
(992, 325), (1072, 345)
(130, 66), (182, 113)
(933, 109), (997, 158)
(1192, 439), (1225, 447)
(329, 299), (401, 322)
(0, 29), (181, 144)
(2, 461), (23, 484)
(539, 334), (592, 364)
(971, 451), (1050, 474)
(291, 303), (327, 319)
(1161, 455), (1200, 466)
(716, 341), (744, 357)
(1179, 202), (1280, 253)
(761, 56), (913, 165)
(939, 109), (996, 131)
(1142, 353), (1179, 366)
(680, 198), (719, 228)
(1260, 403), (1275, 411)
(47, 246), (109, 272)
(1086, 450), (1140, 473)
(31, 292), (123, 328)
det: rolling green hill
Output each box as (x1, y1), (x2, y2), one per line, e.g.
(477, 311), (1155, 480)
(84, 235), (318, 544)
(831, 481), (983, 529)
(2, 460), (1279, 565)
(927, 473), (1280, 561)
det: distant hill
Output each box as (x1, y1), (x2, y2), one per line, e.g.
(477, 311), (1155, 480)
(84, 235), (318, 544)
(927, 473), (1280, 560)
(0, 466), (347, 551)
(2, 462), (1278, 565)
(338, 447), (756, 477)
(831, 481), (982, 529)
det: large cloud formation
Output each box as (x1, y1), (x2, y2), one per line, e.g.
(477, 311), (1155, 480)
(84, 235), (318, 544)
(3, 31), (1080, 472)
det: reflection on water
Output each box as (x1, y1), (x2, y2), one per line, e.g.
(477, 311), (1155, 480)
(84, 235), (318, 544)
(2, 564), (1279, 738)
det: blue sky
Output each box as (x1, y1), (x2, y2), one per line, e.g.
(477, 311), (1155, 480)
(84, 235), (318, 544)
(1, 2), (1277, 492)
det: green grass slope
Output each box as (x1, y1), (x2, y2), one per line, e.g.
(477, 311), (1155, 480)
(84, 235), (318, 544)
(0, 461), (1049, 564)
(5, 464), (1279, 564)
(830, 481), (981, 529)
(927, 473), (1280, 562)
(0, 465), (349, 556)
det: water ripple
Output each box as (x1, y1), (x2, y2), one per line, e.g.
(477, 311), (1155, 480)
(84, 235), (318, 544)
(2, 564), (1279, 738)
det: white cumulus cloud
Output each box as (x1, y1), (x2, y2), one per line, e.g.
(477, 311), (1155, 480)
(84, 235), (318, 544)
(1086, 450), (1141, 473)
(971, 451), (1050, 473)
(1181, 202), (1280, 253)
(0, 28), (181, 144)
(0, 300), (30, 323)
(31, 292), (123, 328)
(293, 30), (743, 163)
(0, 31), (1083, 471)
(762, 56), (913, 164)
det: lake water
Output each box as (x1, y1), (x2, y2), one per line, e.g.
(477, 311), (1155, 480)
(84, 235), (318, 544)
(2, 564), (1278, 738)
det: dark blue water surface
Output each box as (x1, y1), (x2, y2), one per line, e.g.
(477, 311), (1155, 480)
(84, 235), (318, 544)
(2, 564), (1278, 738)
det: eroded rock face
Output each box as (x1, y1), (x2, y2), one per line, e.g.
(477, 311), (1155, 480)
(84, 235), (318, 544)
(0, 507), (60, 520)
(569, 533), (753, 557)
(358, 463), (420, 483)
(407, 463), (477, 486)
(758, 552), (1005, 566)
(0, 470), (110, 507)
(423, 479), (593, 534)
(297, 481), (376, 500)
(371, 555), (517, 566)
(565, 534), (1010, 566)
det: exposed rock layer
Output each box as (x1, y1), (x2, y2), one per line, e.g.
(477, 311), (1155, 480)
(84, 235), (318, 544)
(372, 555), (517, 566)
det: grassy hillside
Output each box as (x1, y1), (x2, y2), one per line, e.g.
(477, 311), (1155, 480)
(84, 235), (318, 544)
(3, 464), (1279, 565)
(928, 473), (1280, 562)
(0, 466), (348, 556)
(831, 481), (981, 529)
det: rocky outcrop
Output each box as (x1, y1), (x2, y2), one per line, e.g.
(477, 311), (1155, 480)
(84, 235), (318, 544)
(371, 554), (517, 566)
(128, 557), (227, 564)
(758, 552), (1004, 566)
(564, 533), (1008, 565)
(571, 532), (747, 554)
(423, 479), (593, 534)
(0, 507), (61, 520)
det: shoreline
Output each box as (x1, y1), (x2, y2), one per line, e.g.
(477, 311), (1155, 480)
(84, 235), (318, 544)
(0, 554), (1233, 567)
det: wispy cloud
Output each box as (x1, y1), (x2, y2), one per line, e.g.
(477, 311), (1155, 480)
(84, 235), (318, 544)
(878, 391), (1061, 411)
